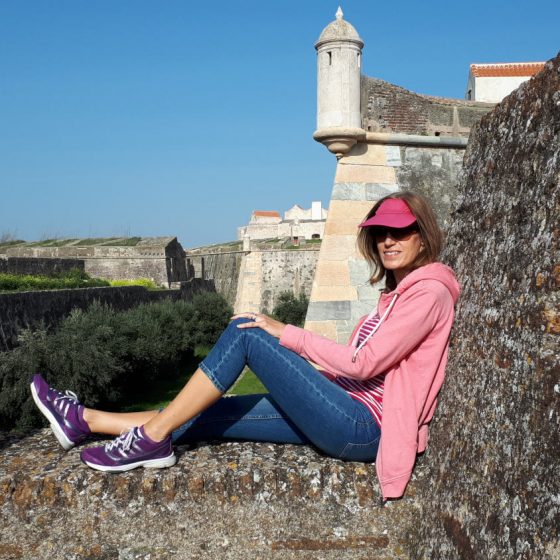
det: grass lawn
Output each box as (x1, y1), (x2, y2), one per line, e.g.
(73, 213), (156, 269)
(227, 369), (267, 395)
(120, 349), (267, 412)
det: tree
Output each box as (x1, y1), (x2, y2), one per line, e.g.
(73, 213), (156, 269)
(271, 292), (309, 327)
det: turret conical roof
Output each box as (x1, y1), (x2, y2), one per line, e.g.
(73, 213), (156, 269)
(315, 7), (363, 49)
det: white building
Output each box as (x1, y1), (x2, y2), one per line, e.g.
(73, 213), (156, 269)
(238, 203), (328, 242)
(465, 62), (545, 103)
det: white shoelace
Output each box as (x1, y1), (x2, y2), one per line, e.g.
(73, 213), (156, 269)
(53, 390), (79, 416)
(105, 428), (137, 452)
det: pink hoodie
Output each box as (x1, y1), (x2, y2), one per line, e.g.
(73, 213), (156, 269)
(279, 262), (460, 499)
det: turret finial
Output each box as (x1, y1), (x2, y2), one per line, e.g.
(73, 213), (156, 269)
(335, 6), (343, 20)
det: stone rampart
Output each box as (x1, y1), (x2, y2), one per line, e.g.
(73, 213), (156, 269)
(234, 248), (320, 314)
(0, 257), (86, 277)
(186, 250), (245, 307)
(362, 76), (493, 136)
(0, 430), (421, 559)
(6, 238), (187, 288)
(187, 244), (320, 314)
(0, 279), (213, 352)
(305, 138), (467, 342)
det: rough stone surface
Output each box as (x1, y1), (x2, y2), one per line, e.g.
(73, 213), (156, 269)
(306, 300), (351, 321)
(0, 256), (86, 276)
(361, 76), (493, 136)
(5, 237), (187, 288)
(395, 146), (465, 229)
(0, 430), (423, 559)
(409, 53), (560, 559)
(187, 245), (320, 313)
(186, 248), (245, 307)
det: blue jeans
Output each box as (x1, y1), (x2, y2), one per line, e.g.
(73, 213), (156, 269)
(172, 319), (381, 462)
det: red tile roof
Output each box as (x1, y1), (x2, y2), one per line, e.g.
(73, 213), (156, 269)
(252, 211), (281, 218)
(470, 62), (545, 78)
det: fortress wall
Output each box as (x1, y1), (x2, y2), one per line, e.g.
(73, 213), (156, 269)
(305, 141), (466, 342)
(186, 251), (245, 307)
(409, 53), (560, 559)
(395, 146), (465, 229)
(6, 242), (188, 288)
(259, 249), (319, 312)
(0, 280), (213, 353)
(83, 257), (171, 288)
(361, 76), (492, 136)
(0, 433), (421, 560)
(0, 257), (85, 277)
(234, 249), (320, 315)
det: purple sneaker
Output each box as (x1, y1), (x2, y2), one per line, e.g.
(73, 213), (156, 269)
(80, 426), (176, 472)
(30, 373), (91, 450)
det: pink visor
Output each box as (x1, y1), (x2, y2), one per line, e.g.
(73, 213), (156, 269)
(359, 198), (417, 228)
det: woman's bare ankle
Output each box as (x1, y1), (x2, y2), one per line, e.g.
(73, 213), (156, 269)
(82, 408), (94, 428)
(143, 422), (169, 443)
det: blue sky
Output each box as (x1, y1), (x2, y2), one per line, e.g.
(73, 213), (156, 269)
(1, 1), (558, 248)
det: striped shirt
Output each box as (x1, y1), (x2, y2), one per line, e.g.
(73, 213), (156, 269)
(333, 314), (386, 427)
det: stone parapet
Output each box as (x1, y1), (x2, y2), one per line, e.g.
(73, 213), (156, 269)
(0, 430), (421, 559)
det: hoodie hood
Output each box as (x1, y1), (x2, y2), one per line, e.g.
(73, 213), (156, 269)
(392, 262), (460, 304)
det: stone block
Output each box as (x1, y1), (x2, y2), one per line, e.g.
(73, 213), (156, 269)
(334, 319), (357, 344)
(313, 261), (350, 287)
(0, 430), (422, 559)
(365, 183), (400, 200)
(311, 285), (357, 302)
(385, 145), (402, 167)
(339, 143), (387, 165)
(351, 299), (378, 320)
(335, 164), (396, 184)
(348, 258), (371, 285)
(331, 183), (367, 201)
(306, 300), (352, 321)
(357, 283), (381, 302)
(318, 235), (359, 261)
(324, 200), (375, 236)
(304, 320), (338, 340)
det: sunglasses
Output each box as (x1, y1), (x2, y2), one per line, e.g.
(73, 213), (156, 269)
(373, 225), (419, 241)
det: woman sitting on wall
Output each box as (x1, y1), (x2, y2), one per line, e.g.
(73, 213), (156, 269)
(31, 191), (460, 499)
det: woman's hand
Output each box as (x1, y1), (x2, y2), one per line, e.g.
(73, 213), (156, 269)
(231, 312), (287, 339)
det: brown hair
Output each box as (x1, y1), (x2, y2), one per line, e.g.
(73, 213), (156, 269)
(356, 191), (443, 292)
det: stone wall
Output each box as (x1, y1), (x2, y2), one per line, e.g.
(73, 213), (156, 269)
(6, 238), (187, 288)
(0, 279), (213, 352)
(186, 244), (320, 314)
(186, 248), (245, 307)
(409, 53), (560, 559)
(0, 257), (86, 277)
(305, 140), (466, 342)
(0, 430), (422, 560)
(395, 146), (465, 229)
(260, 249), (319, 312)
(234, 248), (320, 315)
(361, 76), (493, 136)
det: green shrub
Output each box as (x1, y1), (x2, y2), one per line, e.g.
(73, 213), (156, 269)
(271, 291), (309, 327)
(186, 292), (233, 348)
(0, 271), (110, 292)
(108, 278), (158, 290)
(0, 292), (232, 434)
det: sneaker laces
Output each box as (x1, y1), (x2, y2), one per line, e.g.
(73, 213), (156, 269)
(53, 390), (80, 416)
(106, 428), (137, 453)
